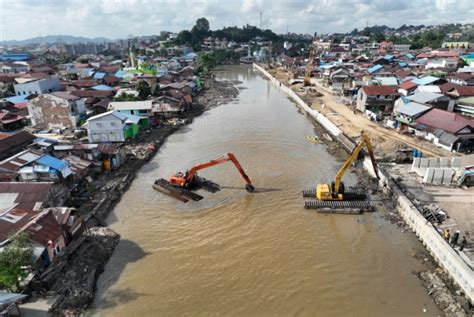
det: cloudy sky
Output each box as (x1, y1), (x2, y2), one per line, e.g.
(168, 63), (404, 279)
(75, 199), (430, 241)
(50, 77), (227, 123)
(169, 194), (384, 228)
(0, 0), (473, 41)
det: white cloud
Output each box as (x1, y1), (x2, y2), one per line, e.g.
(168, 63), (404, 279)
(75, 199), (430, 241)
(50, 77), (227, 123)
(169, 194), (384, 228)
(0, 0), (473, 41)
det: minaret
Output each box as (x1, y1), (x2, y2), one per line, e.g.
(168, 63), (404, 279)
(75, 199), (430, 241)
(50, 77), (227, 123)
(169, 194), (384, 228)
(129, 47), (136, 68)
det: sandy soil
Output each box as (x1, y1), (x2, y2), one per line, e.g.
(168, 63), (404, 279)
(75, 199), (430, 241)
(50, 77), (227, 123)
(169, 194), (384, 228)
(269, 68), (457, 159)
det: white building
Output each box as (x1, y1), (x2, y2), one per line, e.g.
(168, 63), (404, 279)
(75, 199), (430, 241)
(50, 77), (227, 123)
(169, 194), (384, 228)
(14, 77), (61, 96)
(85, 110), (127, 143)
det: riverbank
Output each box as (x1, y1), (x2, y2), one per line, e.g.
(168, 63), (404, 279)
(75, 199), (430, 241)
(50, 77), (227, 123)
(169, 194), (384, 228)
(26, 75), (240, 316)
(253, 63), (472, 316)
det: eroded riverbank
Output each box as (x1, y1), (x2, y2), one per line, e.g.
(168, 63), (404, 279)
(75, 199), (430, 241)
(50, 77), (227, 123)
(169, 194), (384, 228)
(90, 65), (442, 316)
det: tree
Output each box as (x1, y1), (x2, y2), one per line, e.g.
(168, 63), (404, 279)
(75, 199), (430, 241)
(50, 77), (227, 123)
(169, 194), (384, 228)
(152, 85), (161, 97)
(176, 30), (193, 45)
(193, 17), (210, 35)
(137, 81), (151, 100)
(114, 92), (139, 101)
(0, 232), (33, 291)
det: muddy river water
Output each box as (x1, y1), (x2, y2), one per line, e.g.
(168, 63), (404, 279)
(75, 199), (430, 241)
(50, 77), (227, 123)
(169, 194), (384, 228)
(92, 66), (440, 316)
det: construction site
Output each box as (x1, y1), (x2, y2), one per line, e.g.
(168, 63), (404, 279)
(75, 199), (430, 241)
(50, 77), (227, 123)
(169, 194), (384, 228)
(88, 65), (472, 317)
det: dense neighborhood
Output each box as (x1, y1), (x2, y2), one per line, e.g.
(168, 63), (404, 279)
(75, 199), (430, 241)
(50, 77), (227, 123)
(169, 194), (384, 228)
(0, 18), (473, 316)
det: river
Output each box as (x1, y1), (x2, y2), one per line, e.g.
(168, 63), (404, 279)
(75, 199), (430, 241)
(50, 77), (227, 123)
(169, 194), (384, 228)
(92, 65), (440, 316)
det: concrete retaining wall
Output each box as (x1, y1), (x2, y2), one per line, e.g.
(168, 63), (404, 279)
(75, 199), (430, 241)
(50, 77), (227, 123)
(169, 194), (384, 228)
(253, 64), (342, 138)
(253, 64), (473, 303)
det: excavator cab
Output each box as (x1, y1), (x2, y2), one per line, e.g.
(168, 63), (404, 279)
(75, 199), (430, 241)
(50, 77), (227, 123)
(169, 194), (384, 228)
(168, 172), (187, 187)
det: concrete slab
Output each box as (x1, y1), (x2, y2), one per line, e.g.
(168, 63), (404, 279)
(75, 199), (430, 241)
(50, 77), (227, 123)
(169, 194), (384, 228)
(442, 169), (454, 185)
(420, 158), (429, 168)
(412, 157), (421, 170)
(433, 168), (444, 185)
(452, 157), (461, 168)
(440, 157), (450, 168)
(424, 168), (435, 183)
(429, 157), (439, 168)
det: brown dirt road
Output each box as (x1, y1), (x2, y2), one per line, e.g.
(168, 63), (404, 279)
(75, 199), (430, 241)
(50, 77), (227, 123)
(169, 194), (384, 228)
(268, 68), (455, 158)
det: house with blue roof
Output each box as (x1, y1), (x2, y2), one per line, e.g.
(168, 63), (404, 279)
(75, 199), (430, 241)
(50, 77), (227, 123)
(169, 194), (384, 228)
(92, 84), (114, 91)
(367, 64), (383, 74)
(412, 76), (443, 86)
(93, 72), (106, 80)
(18, 155), (72, 182)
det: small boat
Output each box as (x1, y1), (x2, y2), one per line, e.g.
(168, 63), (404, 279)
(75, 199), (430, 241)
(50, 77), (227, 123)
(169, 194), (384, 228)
(306, 135), (321, 143)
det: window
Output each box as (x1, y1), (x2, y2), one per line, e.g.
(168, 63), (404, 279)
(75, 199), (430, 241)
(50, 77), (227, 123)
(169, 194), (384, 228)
(96, 122), (103, 128)
(110, 122), (117, 127)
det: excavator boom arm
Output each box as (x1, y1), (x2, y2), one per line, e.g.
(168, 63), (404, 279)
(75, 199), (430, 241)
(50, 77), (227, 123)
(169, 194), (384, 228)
(185, 153), (253, 186)
(333, 131), (378, 193)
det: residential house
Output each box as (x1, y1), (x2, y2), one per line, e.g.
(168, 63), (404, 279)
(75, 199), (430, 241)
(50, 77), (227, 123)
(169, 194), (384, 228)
(0, 207), (67, 269)
(398, 81), (418, 96)
(412, 76), (444, 86)
(455, 97), (474, 117)
(407, 92), (450, 110)
(0, 150), (42, 181)
(415, 108), (474, 152)
(97, 143), (126, 170)
(47, 207), (84, 242)
(394, 102), (432, 126)
(447, 73), (474, 86)
(0, 111), (25, 130)
(1, 62), (29, 74)
(356, 85), (398, 117)
(393, 44), (411, 52)
(13, 77), (61, 96)
(27, 92), (86, 130)
(18, 155), (73, 183)
(329, 68), (352, 92)
(0, 131), (35, 160)
(445, 86), (474, 98)
(85, 110), (128, 143)
(0, 181), (66, 213)
(108, 100), (153, 117)
(425, 59), (458, 71)
(153, 96), (186, 118)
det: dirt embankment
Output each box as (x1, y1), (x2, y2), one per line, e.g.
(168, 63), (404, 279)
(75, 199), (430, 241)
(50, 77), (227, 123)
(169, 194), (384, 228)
(267, 67), (453, 160)
(32, 76), (240, 316)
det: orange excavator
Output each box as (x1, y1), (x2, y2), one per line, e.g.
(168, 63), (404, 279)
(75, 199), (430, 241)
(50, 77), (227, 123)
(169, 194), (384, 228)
(153, 153), (254, 202)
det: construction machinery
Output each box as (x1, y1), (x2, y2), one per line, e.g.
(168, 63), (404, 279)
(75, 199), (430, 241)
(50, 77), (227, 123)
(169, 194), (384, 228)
(153, 153), (255, 202)
(303, 45), (316, 86)
(303, 131), (379, 213)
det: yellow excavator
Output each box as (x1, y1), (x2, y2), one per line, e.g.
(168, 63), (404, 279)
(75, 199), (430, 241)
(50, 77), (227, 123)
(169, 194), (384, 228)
(303, 131), (379, 213)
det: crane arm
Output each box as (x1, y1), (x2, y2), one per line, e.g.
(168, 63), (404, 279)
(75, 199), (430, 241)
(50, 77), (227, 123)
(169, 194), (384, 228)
(333, 131), (378, 193)
(185, 153), (253, 186)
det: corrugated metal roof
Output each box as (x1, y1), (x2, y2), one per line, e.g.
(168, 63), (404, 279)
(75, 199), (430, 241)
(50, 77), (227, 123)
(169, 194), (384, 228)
(87, 110), (128, 122)
(0, 182), (53, 210)
(416, 108), (474, 134)
(93, 72), (106, 79)
(36, 155), (68, 171)
(397, 102), (432, 117)
(407, 92), (444, 104)
(92, 84), (114, 91)
(412, 76), (440, 86)
(374, 77), (398, 85)
(109, 100), (153, 111)
(367, 64), (383, 74)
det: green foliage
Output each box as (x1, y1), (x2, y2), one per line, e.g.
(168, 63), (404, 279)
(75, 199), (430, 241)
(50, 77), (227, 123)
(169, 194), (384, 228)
(410, 30), (445, 49)
(0, 232), (33, 291)
(137, 81), (151, 100)
(152, 85), (161, 97)
(114, 92), (140, 101)
(197, 50), (241, 73)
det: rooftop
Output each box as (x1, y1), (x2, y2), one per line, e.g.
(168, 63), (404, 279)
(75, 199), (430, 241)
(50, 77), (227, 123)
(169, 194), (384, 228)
(416, 108), (474, 134)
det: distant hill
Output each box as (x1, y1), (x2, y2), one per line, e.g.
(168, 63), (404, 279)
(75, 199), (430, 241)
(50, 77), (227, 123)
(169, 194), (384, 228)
(0, 35), (112, 46)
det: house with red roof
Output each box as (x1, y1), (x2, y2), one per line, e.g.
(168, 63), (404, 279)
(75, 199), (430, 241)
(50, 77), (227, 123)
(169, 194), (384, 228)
(415, 108), (474, 152)
(398, 80), (418, 96)
(356, 85), (399, 116)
